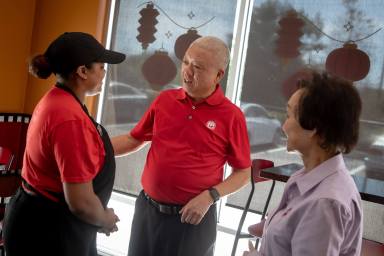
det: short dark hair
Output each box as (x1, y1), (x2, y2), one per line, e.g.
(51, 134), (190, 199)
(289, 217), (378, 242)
(296, 71), (362, 153)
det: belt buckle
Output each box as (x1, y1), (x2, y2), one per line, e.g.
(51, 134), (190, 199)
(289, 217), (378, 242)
(159, 204), (173, 214)
(143, 191), (180, 215)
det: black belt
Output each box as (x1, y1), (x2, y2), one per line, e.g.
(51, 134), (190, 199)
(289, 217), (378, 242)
(143, 191), (182, 215)
(22, 179), (62, 201)
(22, 179), (39, 197)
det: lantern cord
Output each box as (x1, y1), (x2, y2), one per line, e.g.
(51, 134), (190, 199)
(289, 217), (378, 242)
(138, 1), (215, 30)
(298, 13), (382, 44)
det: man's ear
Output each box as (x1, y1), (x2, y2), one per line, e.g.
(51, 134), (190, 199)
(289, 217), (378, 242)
(215, 69), (225, 84)
(75, 65), (88, 79)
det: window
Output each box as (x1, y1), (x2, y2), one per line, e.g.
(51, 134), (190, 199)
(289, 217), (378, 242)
(241, 0), (384, 176)
(100, 0), (384, 200)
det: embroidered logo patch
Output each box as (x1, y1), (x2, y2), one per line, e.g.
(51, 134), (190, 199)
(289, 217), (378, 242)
(206, 120), (216, 130)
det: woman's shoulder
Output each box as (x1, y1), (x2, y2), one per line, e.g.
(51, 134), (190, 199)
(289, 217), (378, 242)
(312, 170), (361, 214)
(36, 87), (92, 127)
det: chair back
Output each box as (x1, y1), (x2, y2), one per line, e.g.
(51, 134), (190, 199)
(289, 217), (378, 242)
(0, 113), (31, 172)
(0, 147), (14, 171)
(227, 159), (280, 216)
(0, 146), (20, 199)
(0, 150), (22, 254)
(0, 113), (29, 221)
(0, 114), (30, 255)
(361, 238), (384, 256)
(230, 159), (275, 256)
(252, 159), (274, 183)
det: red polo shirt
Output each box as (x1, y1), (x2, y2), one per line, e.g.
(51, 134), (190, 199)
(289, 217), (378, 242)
(22, 87), (105, 201)
(131, 85), (251, 204)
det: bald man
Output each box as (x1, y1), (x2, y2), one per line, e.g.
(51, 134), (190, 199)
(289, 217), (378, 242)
(112, 36), (252, 256)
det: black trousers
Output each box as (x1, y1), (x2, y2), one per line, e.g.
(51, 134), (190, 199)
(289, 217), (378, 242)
(3, 188), (98, 256)
(128, 191), (217, 256)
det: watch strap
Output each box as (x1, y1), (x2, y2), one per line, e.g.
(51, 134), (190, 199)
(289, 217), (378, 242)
(209, 187), (220, 203)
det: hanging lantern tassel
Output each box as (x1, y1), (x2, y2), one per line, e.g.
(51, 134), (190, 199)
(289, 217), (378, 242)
(275, 10), (304, 64)
(174, 29), (202, 60)
(136, 3), (160, 50)
(142, 50), (177, 90)
(325, 42), (370, 82)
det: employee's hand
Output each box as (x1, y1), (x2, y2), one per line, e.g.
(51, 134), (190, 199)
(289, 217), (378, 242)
(179, 190), (213, 225)
(98, 224), (118, 236)
(102, 208), (120, 233)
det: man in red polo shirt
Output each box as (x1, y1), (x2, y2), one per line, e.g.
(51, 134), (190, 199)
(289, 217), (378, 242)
(112, 36), (252, 256)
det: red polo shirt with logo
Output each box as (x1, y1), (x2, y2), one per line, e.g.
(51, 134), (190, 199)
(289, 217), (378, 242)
(130, 85), (251, 204)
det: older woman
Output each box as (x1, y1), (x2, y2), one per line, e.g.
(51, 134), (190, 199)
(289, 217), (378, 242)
(244, 71), (363, 256)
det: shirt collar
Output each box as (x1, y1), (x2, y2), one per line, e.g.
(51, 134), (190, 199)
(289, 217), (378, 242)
(293, 153), (347, 195)
(175, 84), (225, 106)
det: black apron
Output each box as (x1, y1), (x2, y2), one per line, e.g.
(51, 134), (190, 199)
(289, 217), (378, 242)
(56, 84), (116, 255)
(56, 83), (116, 208)
(3, 84), (116, 256)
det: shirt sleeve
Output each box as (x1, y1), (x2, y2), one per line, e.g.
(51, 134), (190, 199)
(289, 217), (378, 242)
(291, 198), (350, 256)
(51, 120), (105, 183)
(226, 111), (251, 169)
(130, 96), (158, 141)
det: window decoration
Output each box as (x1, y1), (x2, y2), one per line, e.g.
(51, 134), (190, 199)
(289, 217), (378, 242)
(141, 48), (177, 90)
(325, 42), (370, 81)
(298, 12), (382, 82)
(137, 1), (215, 89)
(174, 29), (201, 60)
(136, 2), (160, 50)
(137, 1), (214, 58)
(275, 10), (304, 64)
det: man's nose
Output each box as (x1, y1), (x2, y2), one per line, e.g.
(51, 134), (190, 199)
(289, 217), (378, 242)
(183, 64), (193, 76)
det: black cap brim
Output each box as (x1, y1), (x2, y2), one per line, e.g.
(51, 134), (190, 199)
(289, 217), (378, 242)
(98, 50), (126, 64)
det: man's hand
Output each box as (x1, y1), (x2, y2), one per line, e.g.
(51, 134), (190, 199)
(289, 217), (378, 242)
(179, 190), (213, 225)
(243, 240), (258, 256)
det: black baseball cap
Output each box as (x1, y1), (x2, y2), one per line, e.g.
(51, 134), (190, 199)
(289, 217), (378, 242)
(44, 32), (125, 74)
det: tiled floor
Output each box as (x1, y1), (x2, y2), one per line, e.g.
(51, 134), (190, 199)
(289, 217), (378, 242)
(97, 192), (262, 256)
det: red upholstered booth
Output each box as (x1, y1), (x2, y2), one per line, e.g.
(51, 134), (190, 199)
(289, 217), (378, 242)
(0, 113), (31, 255)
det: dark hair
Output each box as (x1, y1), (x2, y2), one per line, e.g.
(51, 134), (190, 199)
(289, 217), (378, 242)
(29, 55), (93, 80)
(29, 54), (53, 79)
(296, 71), (362, 153)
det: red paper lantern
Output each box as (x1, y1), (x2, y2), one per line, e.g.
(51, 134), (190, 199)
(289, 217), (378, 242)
(142, 50), (177, 90)
(282, 68), (313, 99)
(174, 29), (201, 60)
(136, 3), (159, 50)
(325, 42), (370, 81)
(275, 10), (304, 61)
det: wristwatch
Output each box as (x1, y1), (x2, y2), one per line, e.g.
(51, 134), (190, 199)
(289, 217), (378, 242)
(208, 187), (220, 203)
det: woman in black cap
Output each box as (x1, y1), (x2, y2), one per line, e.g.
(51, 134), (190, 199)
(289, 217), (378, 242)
(3, 32), (126, 256)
